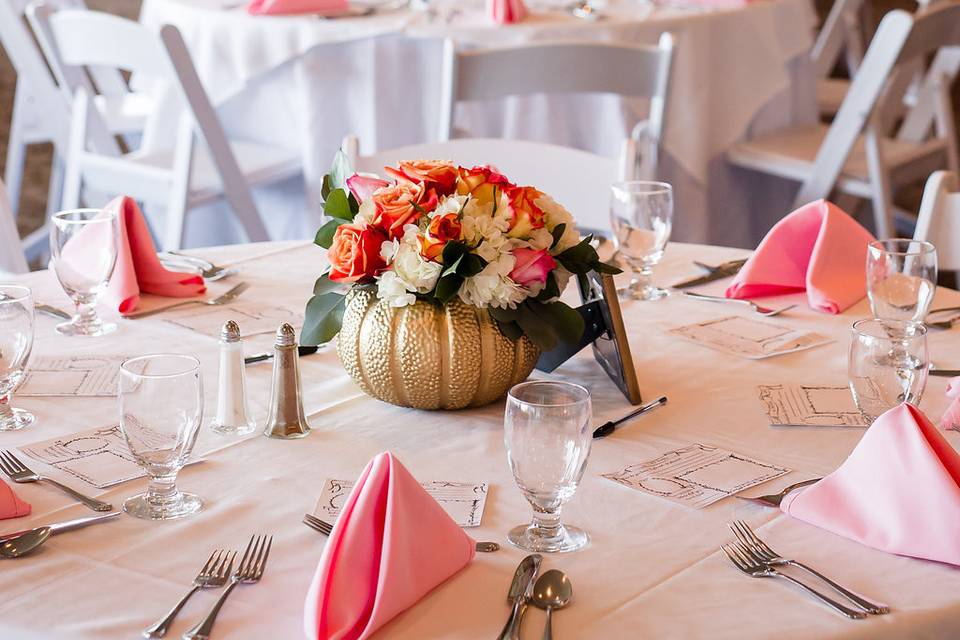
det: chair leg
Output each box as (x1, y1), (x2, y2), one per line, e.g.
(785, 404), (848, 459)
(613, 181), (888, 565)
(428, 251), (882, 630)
(863, 128), (894, 238)
(46, 153), (65, 218)
(4, 129), (26, 220)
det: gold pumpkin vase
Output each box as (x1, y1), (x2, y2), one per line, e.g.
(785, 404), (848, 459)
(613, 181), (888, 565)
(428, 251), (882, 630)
(337, 288), (540, 410)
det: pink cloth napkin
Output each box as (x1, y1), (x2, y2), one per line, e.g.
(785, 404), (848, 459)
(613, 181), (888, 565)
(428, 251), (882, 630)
(488, 0), (527, 24)
(0, 478), (30, 520)
(304, 452), (475, 640)
(941, 377), (960, 430)
(102, 197), (206, 314)
(725, 200), (875, 314)
(247, 0), (348, 15)
(782, 403), (960, 565)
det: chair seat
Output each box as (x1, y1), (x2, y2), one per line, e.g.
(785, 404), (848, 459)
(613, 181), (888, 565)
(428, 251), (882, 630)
(728, 123), (948, 195)
(816, 78), (849, 117)
(93, 92), (153, 134)
(126, 140), (302, 205)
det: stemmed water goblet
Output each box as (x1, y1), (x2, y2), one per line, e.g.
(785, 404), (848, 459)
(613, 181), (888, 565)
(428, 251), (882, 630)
(118, 354), (204, 520)
(848, 318), (928, 423)
(866, 239), (937, 322)
(49, 208), (120, 337)
(504, 380), (593, 553)
(0, 285), (35, 431)
(609, 181), (673, 301)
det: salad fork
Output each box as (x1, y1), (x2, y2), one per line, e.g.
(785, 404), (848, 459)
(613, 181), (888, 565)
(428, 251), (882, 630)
(682, 291), (796, 317)
(143, 550), (236, 638)
(736, 478), (821, 507)
(183, 535), (273, 640)
(0, 450), (112, 512)
(302, 513), (501, 552)
(729, 521), (889, 615)
(722, 543), (866, 619)
(124, 283), (249, 319)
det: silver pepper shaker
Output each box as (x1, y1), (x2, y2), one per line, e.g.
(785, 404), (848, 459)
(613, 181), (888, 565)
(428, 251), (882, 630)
(211, 321), (256, 436)
(264, 323), (310, 439)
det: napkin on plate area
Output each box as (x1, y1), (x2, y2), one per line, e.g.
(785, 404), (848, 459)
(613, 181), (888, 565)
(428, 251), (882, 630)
(941, 377), (960, 431)
(0, 478), (30, 519)
(247, 0), (349, 15)
(781, 403), (960, 565)
(725, 200), (875, 314)
(102, 196), (206, 315)
(488, 0), (527, 24)
(304, 452), (475, 640)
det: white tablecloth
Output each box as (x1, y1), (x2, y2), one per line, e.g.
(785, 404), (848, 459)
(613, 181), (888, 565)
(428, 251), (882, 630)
(3, 241), (960, 639)
(138, 0), (818, 248)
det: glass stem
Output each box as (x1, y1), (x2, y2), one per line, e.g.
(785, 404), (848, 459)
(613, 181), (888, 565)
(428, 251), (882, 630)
(74, 300), (100, 331)
(531, 504), (563, 540)
(0, 392), (13, 421)
(146, 473), (180, 508)
(630, 264), (653, 293)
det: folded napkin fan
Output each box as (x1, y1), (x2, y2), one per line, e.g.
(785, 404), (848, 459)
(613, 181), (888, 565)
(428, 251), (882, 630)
(0, 478), (30, 520)
(304, 452), (476, 640)
(488, 0), (528, 24)
(247, 0), (349, 15)
(725, 200), (875, 314)
(103, 196), (205, 314)
(782, 403), (960, 565)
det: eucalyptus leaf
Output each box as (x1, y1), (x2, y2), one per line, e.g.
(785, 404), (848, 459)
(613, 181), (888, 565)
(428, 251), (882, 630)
(301, 292), (346, 346)
(315, 218), (344, 249)
(312, 272), (342, 296)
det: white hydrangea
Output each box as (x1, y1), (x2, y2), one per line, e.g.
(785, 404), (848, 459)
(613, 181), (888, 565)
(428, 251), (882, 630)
(457, 252), (524, 309)
(536, 194), (580, 254)
(429, 194), (467, 219)
(375, 224), (441, 307)
(376, 271), (416, 307)
(354, 198), (376, 226)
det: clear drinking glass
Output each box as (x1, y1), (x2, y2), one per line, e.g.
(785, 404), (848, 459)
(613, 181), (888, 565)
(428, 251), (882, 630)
(867, 239), (937, 322)
(119, 355), (204, 520)
(0, 285), (35, 431)
(848, 319), (928, 423)
(609, 181), (673, 301)
(504, 381), (593, 553)
(49, 208), (120, 337)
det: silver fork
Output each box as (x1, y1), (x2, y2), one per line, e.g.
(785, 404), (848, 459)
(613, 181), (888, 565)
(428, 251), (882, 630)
(302, 513), (501, 552)
(143, 550), (236, 638)
(729, 520), (889, 615)
(124, 283), (250, 320)
(182, 535), (273, 640)
(158, 252), (236, 282)
(682, 291), (796, 317)
(0, 450), (112, 512)
(736, 478), (821, 507)
(722, 543), (866, 619)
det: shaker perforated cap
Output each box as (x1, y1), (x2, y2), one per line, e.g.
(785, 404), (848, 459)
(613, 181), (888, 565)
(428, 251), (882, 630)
(275, 322), (297, 347)
(221, 320), (241, 342)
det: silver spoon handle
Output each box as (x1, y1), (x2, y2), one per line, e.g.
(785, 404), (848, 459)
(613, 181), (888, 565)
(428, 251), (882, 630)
(786, 560), (889, 614)
(39, 477), (112, 511)
(143, 585), (200, 638)
(543, 607), (553, 640)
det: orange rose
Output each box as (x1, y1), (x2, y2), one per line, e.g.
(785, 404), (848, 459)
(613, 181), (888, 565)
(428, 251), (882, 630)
(456, 165), (514, 206)
(327, 223), (388, 283)
(506, 186), (546, 238)
(371, 181), (438, 239)
(385, 160), (458, 196)
(418, 212), (463, 261)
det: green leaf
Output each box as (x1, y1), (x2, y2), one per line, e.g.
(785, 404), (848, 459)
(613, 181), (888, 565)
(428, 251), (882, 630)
(348, 192), (360, 215)
(496, 319), (523, 341)
(314, 218), (344, 249)
(321, 174), (333, 202)
(441, 241), (468, 265)
(534, 272), (560, 302)
(441, 254), (463, 279)
(530, 300), (585, 345)
(594, 261), (622, 275)
(489, 306), (520, 323)
(329, 150), (352, 191)
(301, 292), (346, 346)
(324, 189), (354, 221)
(434, 274), (464, 304)
(550, 223), (567, 250)
(459, 253), (486, 278)
(312, 272), (342, 296)
(515, 303), (559, 351)
(555, 237), (622, 275)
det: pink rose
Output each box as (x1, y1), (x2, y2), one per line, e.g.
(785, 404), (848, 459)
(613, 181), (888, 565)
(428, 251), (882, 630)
(510, 247), (557, 287)
(346, 173), (390, 204)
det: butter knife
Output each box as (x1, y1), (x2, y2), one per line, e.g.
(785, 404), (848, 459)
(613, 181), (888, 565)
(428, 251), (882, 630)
(930, 368), (960, 377)
(672, 258), (747, 289)
(0, 511), (120, 542)
(35, 302), (72, 320)
(497, 554), (542, 640)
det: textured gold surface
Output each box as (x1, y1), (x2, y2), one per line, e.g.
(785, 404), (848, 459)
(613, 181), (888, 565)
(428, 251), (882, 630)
(336, 292), (539, 410)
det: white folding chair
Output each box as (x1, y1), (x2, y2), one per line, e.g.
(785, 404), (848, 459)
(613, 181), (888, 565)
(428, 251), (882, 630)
(438, 34), (674, 181)
(728, 4), (960, 239)
(0, 178), (29, 274)
(28, 6), (302, 250)
(915, 171), (960, 271)
(344, 135), (633, 232)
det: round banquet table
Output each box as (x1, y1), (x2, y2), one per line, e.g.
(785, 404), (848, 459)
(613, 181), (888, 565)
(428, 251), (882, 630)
(137, 0), (819, 249)
(3, 241), (960, 638)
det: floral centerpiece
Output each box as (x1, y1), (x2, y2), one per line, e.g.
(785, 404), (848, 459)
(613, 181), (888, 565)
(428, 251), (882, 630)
(302, 152), (619, 409)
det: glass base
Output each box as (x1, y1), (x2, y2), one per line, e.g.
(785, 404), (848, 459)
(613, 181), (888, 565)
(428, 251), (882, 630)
(0, 408), (36, 431)
(56, 319), (117, 337)
(123, 491), (202, 521)
(211, 420), (257, 436)
(507, 522), (590, 554)
(618, 284), (668, 301)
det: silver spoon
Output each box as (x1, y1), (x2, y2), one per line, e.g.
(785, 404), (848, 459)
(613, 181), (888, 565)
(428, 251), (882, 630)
(530, 569), (573, 640)
(0, 526), (51, 558)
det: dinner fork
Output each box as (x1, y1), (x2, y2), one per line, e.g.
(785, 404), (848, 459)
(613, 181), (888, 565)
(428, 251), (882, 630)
(729, 521), (889, 615)
(157, 252), (236, 282)
(735, 478), (821, 507)
(143, 550), (236, 638)
(682, 291), (796, 317)
(0, 450), (112, 512)
(124, 282), (250, 320)
(722, 543), (866, 619)
(182, 534), (273, 640)
(302, 513), (501, 552)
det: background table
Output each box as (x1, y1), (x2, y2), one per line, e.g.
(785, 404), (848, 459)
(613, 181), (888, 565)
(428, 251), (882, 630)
(2, 240), (960, 638)
(138, 0), (818, 249)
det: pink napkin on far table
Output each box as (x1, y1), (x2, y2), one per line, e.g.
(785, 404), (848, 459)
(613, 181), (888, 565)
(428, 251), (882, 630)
(247, 0), (348, 15)
(782, 403), (960, 565)
(102, 196), (206, 315)
(304, 452), (476, 640)
(488, 0), (527, 24)
(725, 200), (875, 314)
(0, 478), (30, 520)
(941, 377), (960, 431)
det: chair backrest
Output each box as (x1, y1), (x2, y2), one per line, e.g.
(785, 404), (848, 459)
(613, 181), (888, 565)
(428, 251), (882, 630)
(0, 178), (29, 274)
(810, 0), (868, 80)
(437, 34), (675, 151)
(345, 136), (628, 232)
(915, 170), (960, 270)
